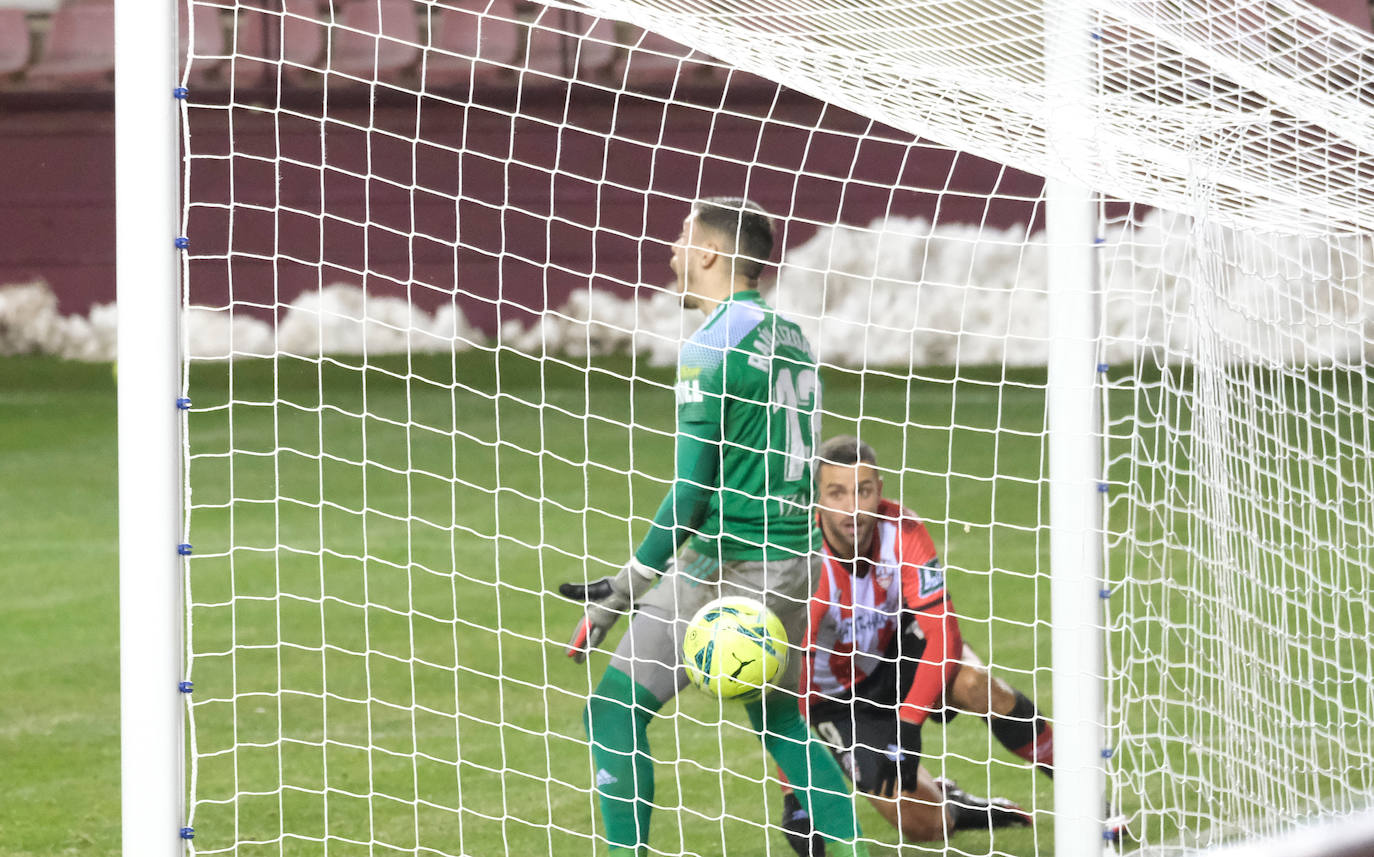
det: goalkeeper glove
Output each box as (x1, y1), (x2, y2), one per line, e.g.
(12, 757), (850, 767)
(559, 557), (659, 663)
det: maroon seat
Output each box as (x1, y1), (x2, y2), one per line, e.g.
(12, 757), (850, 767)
(424, 1), (521, 87)
(522, 7), (617, 81)
(228, 0), (327, 87)
(331, 0), (421, 81)
(611, 26), (718, 86)
(181, 2), (225, 84)
(26, 3), (115, 87)
(1311, 0), (1373, 30)
(0, 8), (30, 79)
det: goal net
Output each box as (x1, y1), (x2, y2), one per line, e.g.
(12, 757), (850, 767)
(175, 0), (1374, 855)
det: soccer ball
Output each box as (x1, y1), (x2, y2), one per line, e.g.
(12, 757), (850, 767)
(682, 596), (789, 702)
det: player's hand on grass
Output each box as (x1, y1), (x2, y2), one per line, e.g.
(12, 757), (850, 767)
(897, 710), (924, 755)
(870, 716), (923, 796)
(559, 557), (658, 663)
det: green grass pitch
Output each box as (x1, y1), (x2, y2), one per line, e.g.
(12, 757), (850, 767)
(40, 351), (1372, 856)
(0, 352), (1053, 856)
(1, 358), (121, 856)
(5, 349), (1369, 856)
(180, 350), (1058, 857)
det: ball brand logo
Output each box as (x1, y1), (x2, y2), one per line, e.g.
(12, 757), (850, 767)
(728, 654), (756, 678)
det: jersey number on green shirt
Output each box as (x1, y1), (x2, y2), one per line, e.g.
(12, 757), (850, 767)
(775, 366), (820, 483)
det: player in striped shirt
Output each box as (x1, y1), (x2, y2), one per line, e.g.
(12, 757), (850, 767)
(779, 435), (1054, 853)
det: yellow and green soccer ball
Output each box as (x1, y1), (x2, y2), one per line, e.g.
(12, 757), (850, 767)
(682, 596), (788, 703)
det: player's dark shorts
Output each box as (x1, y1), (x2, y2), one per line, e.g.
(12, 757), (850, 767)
(807, 694), (924, 797)
(805, 644), (959, 796)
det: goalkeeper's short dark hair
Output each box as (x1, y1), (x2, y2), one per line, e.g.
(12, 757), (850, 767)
(816, 435), (878, 470)
(692, 197), (774, 282)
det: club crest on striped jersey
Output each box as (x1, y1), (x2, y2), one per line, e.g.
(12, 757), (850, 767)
(918, 559), (945, 597)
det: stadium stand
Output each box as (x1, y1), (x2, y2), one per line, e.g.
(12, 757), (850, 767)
(25, 1), (114, 86)
(523, 6), (618, 81)
(1322, 0), (1374, 27)
(228, 0), (326, 87)
(331, 0), (420, 82)
(0, 8), (30, 80)
(180, 2), (223, 85)
(613, 26), (716, 85)
(422, 0), (520, 87)
(0, 0), (1365, 94)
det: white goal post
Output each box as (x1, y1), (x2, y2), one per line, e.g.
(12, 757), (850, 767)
(116, 0), (1374, 855)
(116, 1), (184, 856)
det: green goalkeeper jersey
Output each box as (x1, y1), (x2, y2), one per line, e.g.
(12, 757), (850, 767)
(633, 289), (822, 569)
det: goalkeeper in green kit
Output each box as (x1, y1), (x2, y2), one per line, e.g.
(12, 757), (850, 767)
(559, 198), (869, 856)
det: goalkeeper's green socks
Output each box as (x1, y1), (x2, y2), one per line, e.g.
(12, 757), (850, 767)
(584, 666), (664, 854)
(745, 695), (870, 857)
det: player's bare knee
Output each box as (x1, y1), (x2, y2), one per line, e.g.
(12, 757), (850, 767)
(986, 673), (1018, 715)
(951, 662), (994, 716)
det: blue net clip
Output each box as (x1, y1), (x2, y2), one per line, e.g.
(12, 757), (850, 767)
(1101, 747), (1114, 759)
(178, 681), (193, 694)
(180, 827), (195, 840)
(173, 87), (189, 99)
(1096, 362), (1109, 373)
(176, 397), (192, 410)
(1099, 587), (1113, 599)
(177, 544), (193, 556)
(1096, 482), (1109, 493)
(174, 236), (190, 250)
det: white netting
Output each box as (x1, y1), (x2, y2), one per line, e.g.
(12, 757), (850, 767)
(1102, 209), (1374, 853)
(572, 0), (1374, 234)
(174, 1), (1374, 856)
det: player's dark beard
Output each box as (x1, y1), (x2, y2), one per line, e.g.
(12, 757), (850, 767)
(820, 520), (852, 561)
(827, 519), (879, 577)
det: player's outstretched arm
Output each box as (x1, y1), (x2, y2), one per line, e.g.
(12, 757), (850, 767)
(898, 591), (964, 724)
(558, 557), (659, 663)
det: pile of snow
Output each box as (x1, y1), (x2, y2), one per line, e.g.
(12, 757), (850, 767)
(0, 282), (117, 360)
(507, 209), (1374, 368)
(0, 283), (485, 363)
(769, 211), (1374, 368)
(184, 284), (487, 360)
(5, 210), (1372, 367)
